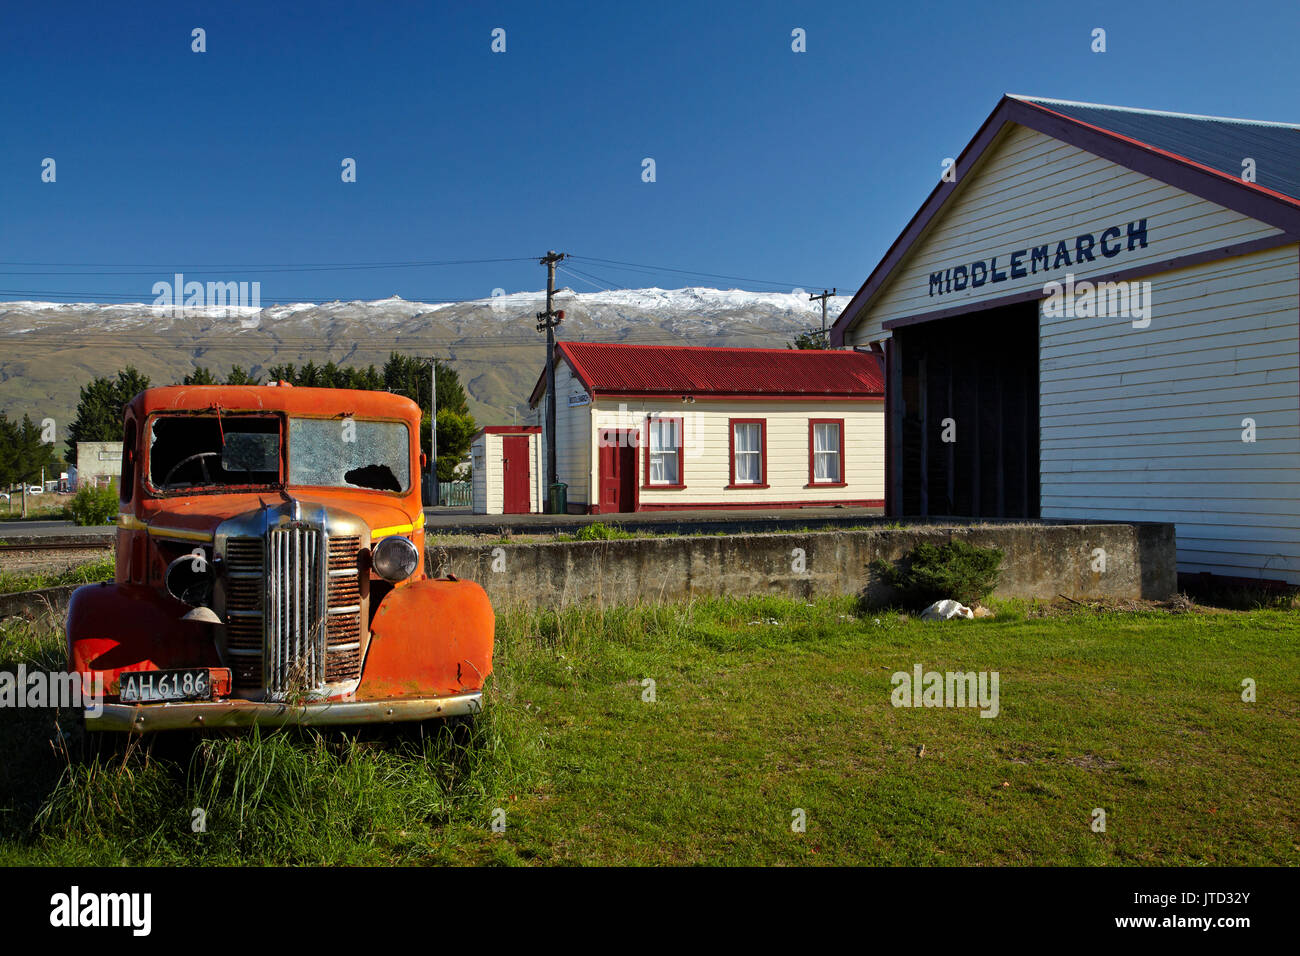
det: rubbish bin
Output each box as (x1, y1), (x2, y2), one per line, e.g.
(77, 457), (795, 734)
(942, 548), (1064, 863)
(548, 482), (567, 515)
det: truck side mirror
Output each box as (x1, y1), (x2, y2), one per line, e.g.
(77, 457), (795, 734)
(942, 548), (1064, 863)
(420, 452), (428, 470)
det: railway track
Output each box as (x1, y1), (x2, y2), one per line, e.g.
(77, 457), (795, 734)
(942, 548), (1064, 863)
(0, 538), (114, 552)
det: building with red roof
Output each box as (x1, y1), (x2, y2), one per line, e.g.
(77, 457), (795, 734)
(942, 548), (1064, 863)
(519, 342), (884, 514)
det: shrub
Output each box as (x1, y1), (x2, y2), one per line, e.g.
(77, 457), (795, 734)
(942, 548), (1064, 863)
(568, 522), (634, 542)
(68, 484), (118, 526)
(870, 539), (1004, 609)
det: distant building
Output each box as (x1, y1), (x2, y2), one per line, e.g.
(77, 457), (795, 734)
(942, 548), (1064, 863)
(75, 442), (123, 490)
(527, 342), (885, 514)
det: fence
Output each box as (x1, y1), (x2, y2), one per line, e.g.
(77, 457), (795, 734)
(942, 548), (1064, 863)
(438, 481), (472, 508)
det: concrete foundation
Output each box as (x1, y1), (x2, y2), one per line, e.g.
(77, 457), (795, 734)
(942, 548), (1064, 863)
(428, 522), (1177, 610)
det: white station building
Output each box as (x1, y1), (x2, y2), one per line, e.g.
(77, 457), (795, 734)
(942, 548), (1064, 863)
(527, 342), (885, 514)
(831, 95), (1300, 586)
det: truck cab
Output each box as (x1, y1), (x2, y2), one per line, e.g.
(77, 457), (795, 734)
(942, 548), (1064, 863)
(67, 383), (493, 732)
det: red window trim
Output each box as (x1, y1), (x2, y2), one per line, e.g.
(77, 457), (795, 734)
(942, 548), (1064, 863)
(807, 418), (847, 487)
(642, 415), (685, 489)
(727, 418), (768, 489)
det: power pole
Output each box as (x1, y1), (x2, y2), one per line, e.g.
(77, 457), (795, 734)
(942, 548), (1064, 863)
(810, 288), (836, 342)
(536, 250), (566, 511)
(429, 357), (438, 506)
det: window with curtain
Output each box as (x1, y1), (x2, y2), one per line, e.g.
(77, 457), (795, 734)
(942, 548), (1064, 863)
(733, 422), (763, 484)
(648, 417), (680, 485)
(812, 421), (842, 483)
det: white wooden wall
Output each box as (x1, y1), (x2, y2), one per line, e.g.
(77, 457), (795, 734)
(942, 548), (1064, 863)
(541, 360), (592, 509)
(846, 123), (1284, 343)
(840, 120), (1300, 583)
(1041, 243), (1300, 583)
(470, 433), (497, 514)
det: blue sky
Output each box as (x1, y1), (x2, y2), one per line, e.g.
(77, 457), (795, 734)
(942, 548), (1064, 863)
(2, 0), (1297, 305)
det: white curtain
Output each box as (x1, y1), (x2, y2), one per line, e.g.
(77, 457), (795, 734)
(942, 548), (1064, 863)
(734, 423), (761, 483)
(649, 419), (679, 484)
(813, 423), (840, 482)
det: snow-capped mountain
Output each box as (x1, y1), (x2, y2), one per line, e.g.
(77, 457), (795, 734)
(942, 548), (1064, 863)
(0, 287), (850, 430)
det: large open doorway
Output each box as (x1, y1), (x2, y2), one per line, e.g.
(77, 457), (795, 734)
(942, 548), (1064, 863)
(889, 300), (1039, 518)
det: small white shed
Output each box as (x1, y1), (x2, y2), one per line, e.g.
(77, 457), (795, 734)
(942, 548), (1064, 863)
(470, 426), (543, 514)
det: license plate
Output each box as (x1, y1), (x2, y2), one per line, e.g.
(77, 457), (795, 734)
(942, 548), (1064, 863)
(120, 669), (212, 704)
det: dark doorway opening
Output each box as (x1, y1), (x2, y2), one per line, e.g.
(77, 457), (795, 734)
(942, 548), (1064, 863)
(891, 300), (1039, 519)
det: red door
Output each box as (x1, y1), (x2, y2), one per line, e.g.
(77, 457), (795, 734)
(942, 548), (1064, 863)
(598, 429), (637, 513)
(502, 435), (531, 514)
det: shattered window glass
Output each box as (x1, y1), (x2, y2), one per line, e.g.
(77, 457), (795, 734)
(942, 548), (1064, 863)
(148, 415), (281, 491)
(288, 418), (411, 492)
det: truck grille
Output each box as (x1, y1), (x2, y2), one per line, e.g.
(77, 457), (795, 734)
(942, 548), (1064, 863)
(326, 535), (363, 684)
(224, 537), (265, 688)
(267, 525), (324, 696)
(222, 526), (366, 697)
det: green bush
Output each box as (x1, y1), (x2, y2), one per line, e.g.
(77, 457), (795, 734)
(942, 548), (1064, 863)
(567, 522), (635, 542)
(870, 539), (1004, 609)
(68, 484), (118, 526)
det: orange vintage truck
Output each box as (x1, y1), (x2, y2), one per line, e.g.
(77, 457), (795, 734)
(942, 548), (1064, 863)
(66, 383), (493, 732)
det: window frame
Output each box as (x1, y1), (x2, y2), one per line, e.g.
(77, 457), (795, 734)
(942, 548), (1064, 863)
(807, 418), (846, 487)
(642, 415), (685, 489)
(727, 418), (768, 489)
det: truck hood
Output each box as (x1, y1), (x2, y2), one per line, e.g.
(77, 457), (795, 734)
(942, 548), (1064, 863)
(128, 493), (423, 540)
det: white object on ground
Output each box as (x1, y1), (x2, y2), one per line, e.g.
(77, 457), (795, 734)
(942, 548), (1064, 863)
(921, 599), (974, 621)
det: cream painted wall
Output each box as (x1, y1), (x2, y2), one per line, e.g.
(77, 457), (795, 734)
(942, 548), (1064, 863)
(584, 398), (884, 508)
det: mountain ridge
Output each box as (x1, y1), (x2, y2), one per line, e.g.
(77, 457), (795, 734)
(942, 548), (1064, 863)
(0, 287), (849, 437)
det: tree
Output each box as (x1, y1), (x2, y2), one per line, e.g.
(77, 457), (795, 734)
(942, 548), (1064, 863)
(0, 412), (60, 492)
(787, 329), (831, 350)
(65, 367), (150, 464)
(226, 365), (260, 386)
(434, 409), (477, 482)
(182, 366), (218, 385)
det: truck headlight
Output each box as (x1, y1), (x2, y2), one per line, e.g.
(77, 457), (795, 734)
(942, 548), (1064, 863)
(372, 536), (420, 582)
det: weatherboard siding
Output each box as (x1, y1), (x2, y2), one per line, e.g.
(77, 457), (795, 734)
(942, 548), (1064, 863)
(1039, 243), (1300, 583)
(551, 361), (592, 508)
(588, 398), (884, 507)
(846, 123), (1284, 343)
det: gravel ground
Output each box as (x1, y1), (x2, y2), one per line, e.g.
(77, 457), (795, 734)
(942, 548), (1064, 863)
(0, 547), (113, 577)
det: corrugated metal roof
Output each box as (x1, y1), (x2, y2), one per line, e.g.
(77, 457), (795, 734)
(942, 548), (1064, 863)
(550, 342), (884, 398)
(1014, 96), (1300, 201)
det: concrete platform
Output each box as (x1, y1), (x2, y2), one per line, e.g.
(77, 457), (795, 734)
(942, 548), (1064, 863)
(0, 506), (887, 545)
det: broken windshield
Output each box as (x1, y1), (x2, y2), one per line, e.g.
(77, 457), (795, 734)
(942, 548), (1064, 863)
(148, 415), (282, 491)
(287, 418), (411, 493)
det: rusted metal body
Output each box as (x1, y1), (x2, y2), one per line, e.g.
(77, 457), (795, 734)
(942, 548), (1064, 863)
(66, 384), (494, 732)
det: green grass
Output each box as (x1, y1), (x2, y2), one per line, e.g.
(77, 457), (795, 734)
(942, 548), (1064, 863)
(0, 595), (1295, 865)
(0, 556), (116, 595)
(558, 522), (637, 542)
(0, 500), (71, 521)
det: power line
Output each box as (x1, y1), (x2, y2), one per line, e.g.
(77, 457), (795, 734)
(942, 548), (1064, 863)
(0, 256), (536, 275)
(568, 254), (849, 292)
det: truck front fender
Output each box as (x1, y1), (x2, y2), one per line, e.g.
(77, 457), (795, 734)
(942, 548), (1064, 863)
(66, 582), (220, 694)
(359, 578), (494, 699)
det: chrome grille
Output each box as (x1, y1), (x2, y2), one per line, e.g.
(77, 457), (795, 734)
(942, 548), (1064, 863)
(218, 509), (368, 699)
(224, 536), (265, 688)
(326, 535), (363, 684)
(268, 525), (325, 696)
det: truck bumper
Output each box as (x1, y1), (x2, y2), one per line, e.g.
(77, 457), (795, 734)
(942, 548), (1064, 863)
(85, 691), (483, 733)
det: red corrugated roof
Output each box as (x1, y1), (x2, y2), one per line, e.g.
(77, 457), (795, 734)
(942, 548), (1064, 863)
(530, 342), (883, 405)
